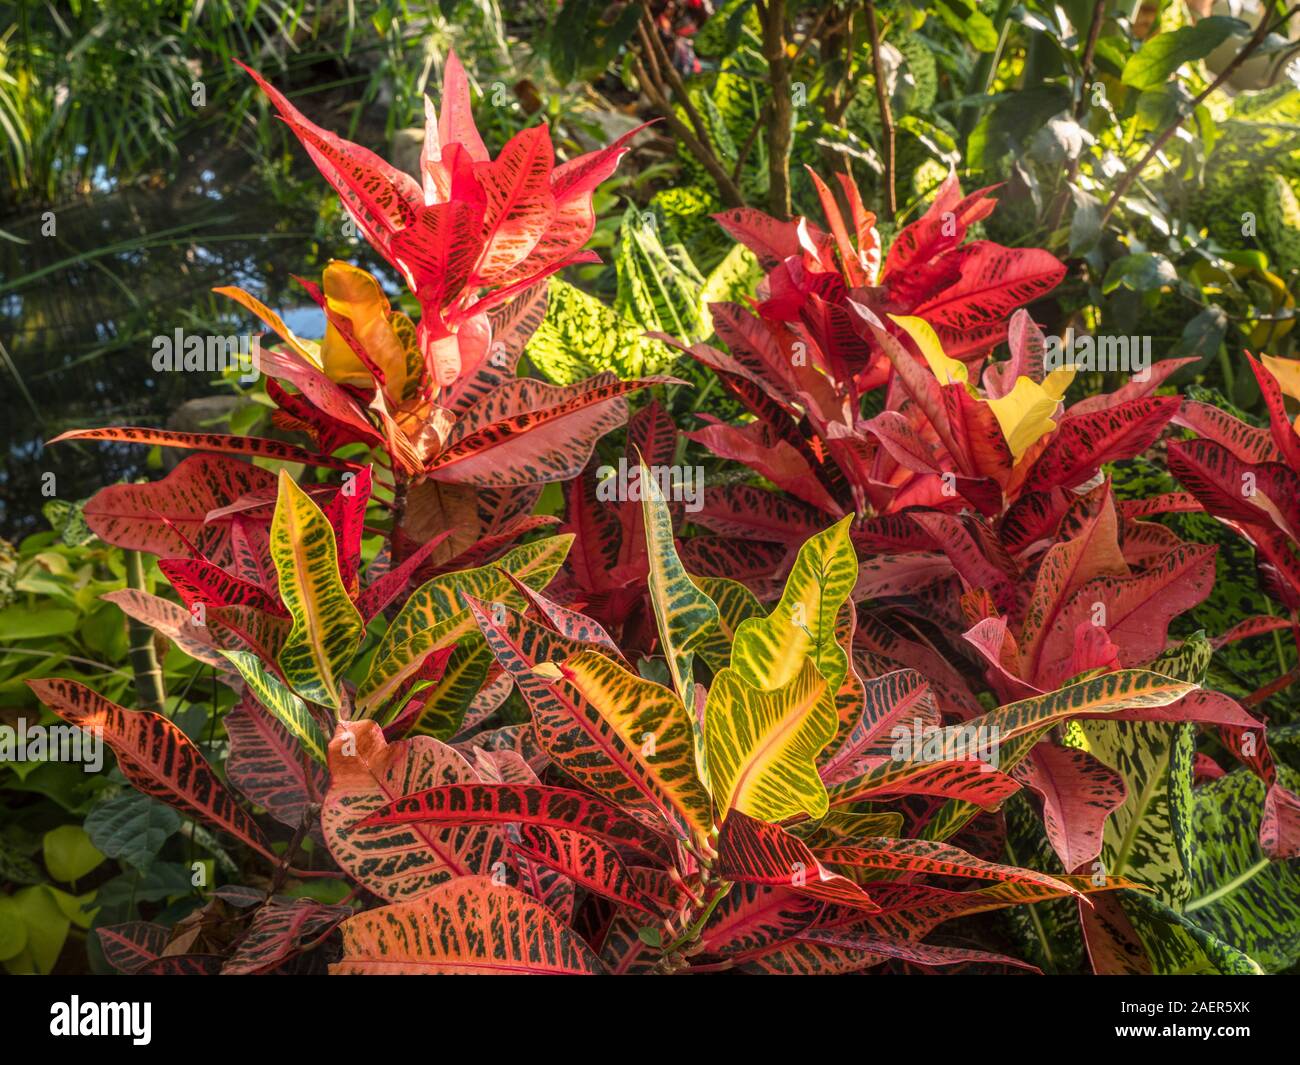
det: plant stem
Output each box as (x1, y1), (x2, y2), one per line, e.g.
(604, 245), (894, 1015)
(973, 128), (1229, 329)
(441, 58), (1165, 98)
(655, 878), (732, 970)
(638, 3), (714, 149)
(631, 47), (745, 206)
(1045, 0), (1108, 234)
(271, 804), (320, 895)
(1073, 1), (1108, 122)
(760, 0), (794, 218)
(864, 0), (895, 219)
(958, 0), (1017, 143)
(124, 550), (166, 715)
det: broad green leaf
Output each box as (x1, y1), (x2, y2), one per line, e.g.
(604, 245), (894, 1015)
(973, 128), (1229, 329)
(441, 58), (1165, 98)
(1181, 766), (1300, 972)
(0, 606), (78, 639)
(1000, 793), (1087, 974)
(83, 791), (181, 873)
(1122, 16), (1248, 92)
(528, 279), (674, 385)
(730, 516), (856, 693)
(641, 460), (719, 705)
(357, 535), (572, 714)
(933, 0), (998, 51)
(271, 469), (364, 709)
(41, 825), (104, 883)
(1069, 636), (1208, 906)
(0, 898), (26, 961)
(0, 886), (69, 975)
(1073, 720), (1194, 907)
(697, 244), (763, 337)
(704, 658), (838, 823)
(616, 204), (705, 341)
(1120, 890), (1264, 975)
(220, 649), (329, 764)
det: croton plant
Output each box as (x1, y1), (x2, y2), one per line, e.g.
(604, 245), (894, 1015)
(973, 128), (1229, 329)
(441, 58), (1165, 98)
(28, 55), (1300, 975)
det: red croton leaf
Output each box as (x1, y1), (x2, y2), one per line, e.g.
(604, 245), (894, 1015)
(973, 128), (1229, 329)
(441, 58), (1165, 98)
(225, 694), (328, 835)
(357, 782), (672, 866)
(27, 679), (277, 863)
(49, 425), (357, 470)
(509, 824), (664, 916)
(78, 453), (277, 566)
(321, 720), (511, 902)
(331, 876), (604, 974)
(1023, 395), (1180, 493)
(718, 811), (881, 913)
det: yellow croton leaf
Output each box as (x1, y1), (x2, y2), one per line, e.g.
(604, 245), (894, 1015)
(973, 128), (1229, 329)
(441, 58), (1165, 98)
(890, 312), (1073, 464)
(320, 261), (413, 397)
(270, 469), (365, 710)
(889, 314), (967, 385)
(987, 374), (1070, 463)
(730, 515), (856, 694)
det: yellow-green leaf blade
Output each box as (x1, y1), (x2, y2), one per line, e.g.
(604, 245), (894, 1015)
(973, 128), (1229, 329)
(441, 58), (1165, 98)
(695, 575), (764, 672)
(704, 658), (839, 823)
(552, 649), (715, 840)
(641, 460), (719, 703)
(271, 470), (364, 709)
(220, 648), (329, 765)
(731, 515), (855, 692)
(356, 535), (572, 714)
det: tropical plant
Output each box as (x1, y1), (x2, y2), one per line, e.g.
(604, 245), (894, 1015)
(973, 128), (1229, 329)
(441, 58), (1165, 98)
(9, 10), (1300, 979)
(24, 456), (1227, 974)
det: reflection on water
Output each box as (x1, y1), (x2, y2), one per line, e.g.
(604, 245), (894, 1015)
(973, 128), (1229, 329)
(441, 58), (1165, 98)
(0, 137), (388, 538)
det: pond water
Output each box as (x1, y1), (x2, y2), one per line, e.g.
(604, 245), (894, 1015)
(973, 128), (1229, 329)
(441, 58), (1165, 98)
(0, 135), (377, 539)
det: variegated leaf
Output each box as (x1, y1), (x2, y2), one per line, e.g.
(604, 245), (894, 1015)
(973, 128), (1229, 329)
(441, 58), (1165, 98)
(357, 535), (572, 714)
(730, 515), (856, 693)
(641, 457), (720, 704)
(321, 721), (510, 902)
(704, 658), (838, 823)
(270, 470), (364, 709)
(220, 649), (329, 765)
(27, 679), (276, 863)
(331, 876), (604, 974)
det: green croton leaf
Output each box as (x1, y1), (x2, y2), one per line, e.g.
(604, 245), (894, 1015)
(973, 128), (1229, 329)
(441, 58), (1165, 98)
(357, 535), (572, 717)
(1180, 765), (1300, 972)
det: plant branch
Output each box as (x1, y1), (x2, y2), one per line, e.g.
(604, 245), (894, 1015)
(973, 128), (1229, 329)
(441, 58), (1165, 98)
(637, 3), (714, 150)
(631, 45), (745, 206)
(274, 802), (322, 889)
(1099, 5), (1298, 227)
(1045, 1), (1108, 235)
(1073, 0), (1107, 122)
(734, 2), (837, 185)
